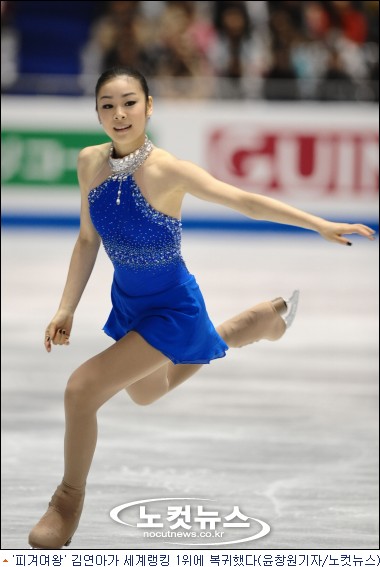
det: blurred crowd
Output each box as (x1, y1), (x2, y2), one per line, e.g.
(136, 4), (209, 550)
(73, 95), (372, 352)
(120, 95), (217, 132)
(2, 0), (379, 100)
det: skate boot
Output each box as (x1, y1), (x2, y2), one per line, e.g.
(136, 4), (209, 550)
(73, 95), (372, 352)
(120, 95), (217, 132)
(219, 290), (300, 348)
(29, 481), (85, 549)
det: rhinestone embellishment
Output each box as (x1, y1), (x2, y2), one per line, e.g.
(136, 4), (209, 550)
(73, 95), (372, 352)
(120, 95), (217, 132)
(108, 136), (154, 205)
(88, 176), (182, 272)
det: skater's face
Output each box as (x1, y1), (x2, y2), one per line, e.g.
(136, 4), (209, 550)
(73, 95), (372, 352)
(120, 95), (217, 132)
(96, 76), (152, 144)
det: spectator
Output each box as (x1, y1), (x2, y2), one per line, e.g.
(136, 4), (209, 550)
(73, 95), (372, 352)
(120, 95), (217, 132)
(209, 1), (261, 97)
(268, 6), (298, 51)
(267, 0), (304, 31)
(6, 0), (378, 100)
(152, 1), (214, 98)
(302, 1), (332, 40)
(263, 47), (299, 100)
(318, 48), (357, 100)
(362, 0), (379, 43)
(1, 0), (19, 89)
(328, 0), (368, 45)
(81, 1), (156, 92)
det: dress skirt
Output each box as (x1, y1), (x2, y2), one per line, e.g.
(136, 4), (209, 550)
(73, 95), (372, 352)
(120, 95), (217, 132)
(103, 273), (229, 365)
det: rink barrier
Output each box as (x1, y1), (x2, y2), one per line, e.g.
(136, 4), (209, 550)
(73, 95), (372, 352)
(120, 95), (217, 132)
(2, 214), (378, 233)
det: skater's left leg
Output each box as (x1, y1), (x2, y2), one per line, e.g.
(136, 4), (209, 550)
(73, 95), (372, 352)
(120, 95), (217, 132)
(126, 296), (291, 405)
(126, 361), (203, 405)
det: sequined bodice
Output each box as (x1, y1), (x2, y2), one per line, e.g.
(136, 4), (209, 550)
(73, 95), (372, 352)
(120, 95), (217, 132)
(89, 174), (188, 295)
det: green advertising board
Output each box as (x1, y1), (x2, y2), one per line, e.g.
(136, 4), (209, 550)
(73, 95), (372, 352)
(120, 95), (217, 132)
(2, 130), (108, 187)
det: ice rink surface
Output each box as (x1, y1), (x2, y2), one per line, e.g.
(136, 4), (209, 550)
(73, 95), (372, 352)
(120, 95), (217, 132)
(1, 229), (379, 550)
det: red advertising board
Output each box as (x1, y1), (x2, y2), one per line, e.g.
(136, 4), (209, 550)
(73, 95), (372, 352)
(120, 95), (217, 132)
(207, 127), (378, 199)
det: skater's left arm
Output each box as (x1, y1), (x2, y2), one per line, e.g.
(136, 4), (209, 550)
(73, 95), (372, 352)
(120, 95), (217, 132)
(174, 160), (376, 246)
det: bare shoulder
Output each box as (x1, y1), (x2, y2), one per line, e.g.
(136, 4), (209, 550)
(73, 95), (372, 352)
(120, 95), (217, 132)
(77, 142), (110, 168)
(144, 147), (201, 191)
(145, 146), (247, 208)
(146, 147), (181, 177)
(77, 142), (111, 190)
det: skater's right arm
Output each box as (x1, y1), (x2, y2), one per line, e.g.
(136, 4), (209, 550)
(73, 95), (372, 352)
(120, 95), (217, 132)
(45, 147), (102, 352)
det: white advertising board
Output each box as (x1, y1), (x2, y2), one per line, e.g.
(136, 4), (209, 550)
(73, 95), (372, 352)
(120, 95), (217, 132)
(2, 97), (378, 225)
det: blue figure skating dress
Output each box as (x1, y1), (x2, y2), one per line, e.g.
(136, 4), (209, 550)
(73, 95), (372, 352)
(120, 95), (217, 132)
(88, 148), (228, 365)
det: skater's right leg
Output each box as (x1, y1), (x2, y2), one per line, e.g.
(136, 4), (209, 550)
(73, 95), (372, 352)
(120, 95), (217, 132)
(29, 331), (170, 549)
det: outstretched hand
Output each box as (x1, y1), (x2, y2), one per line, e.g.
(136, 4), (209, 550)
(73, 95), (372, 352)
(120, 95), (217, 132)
(45, 311), (74, 352)
(318, 221), (376, 246)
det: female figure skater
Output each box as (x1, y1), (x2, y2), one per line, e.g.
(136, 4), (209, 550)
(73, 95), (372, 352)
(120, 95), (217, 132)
(28, 66), (375, 549)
